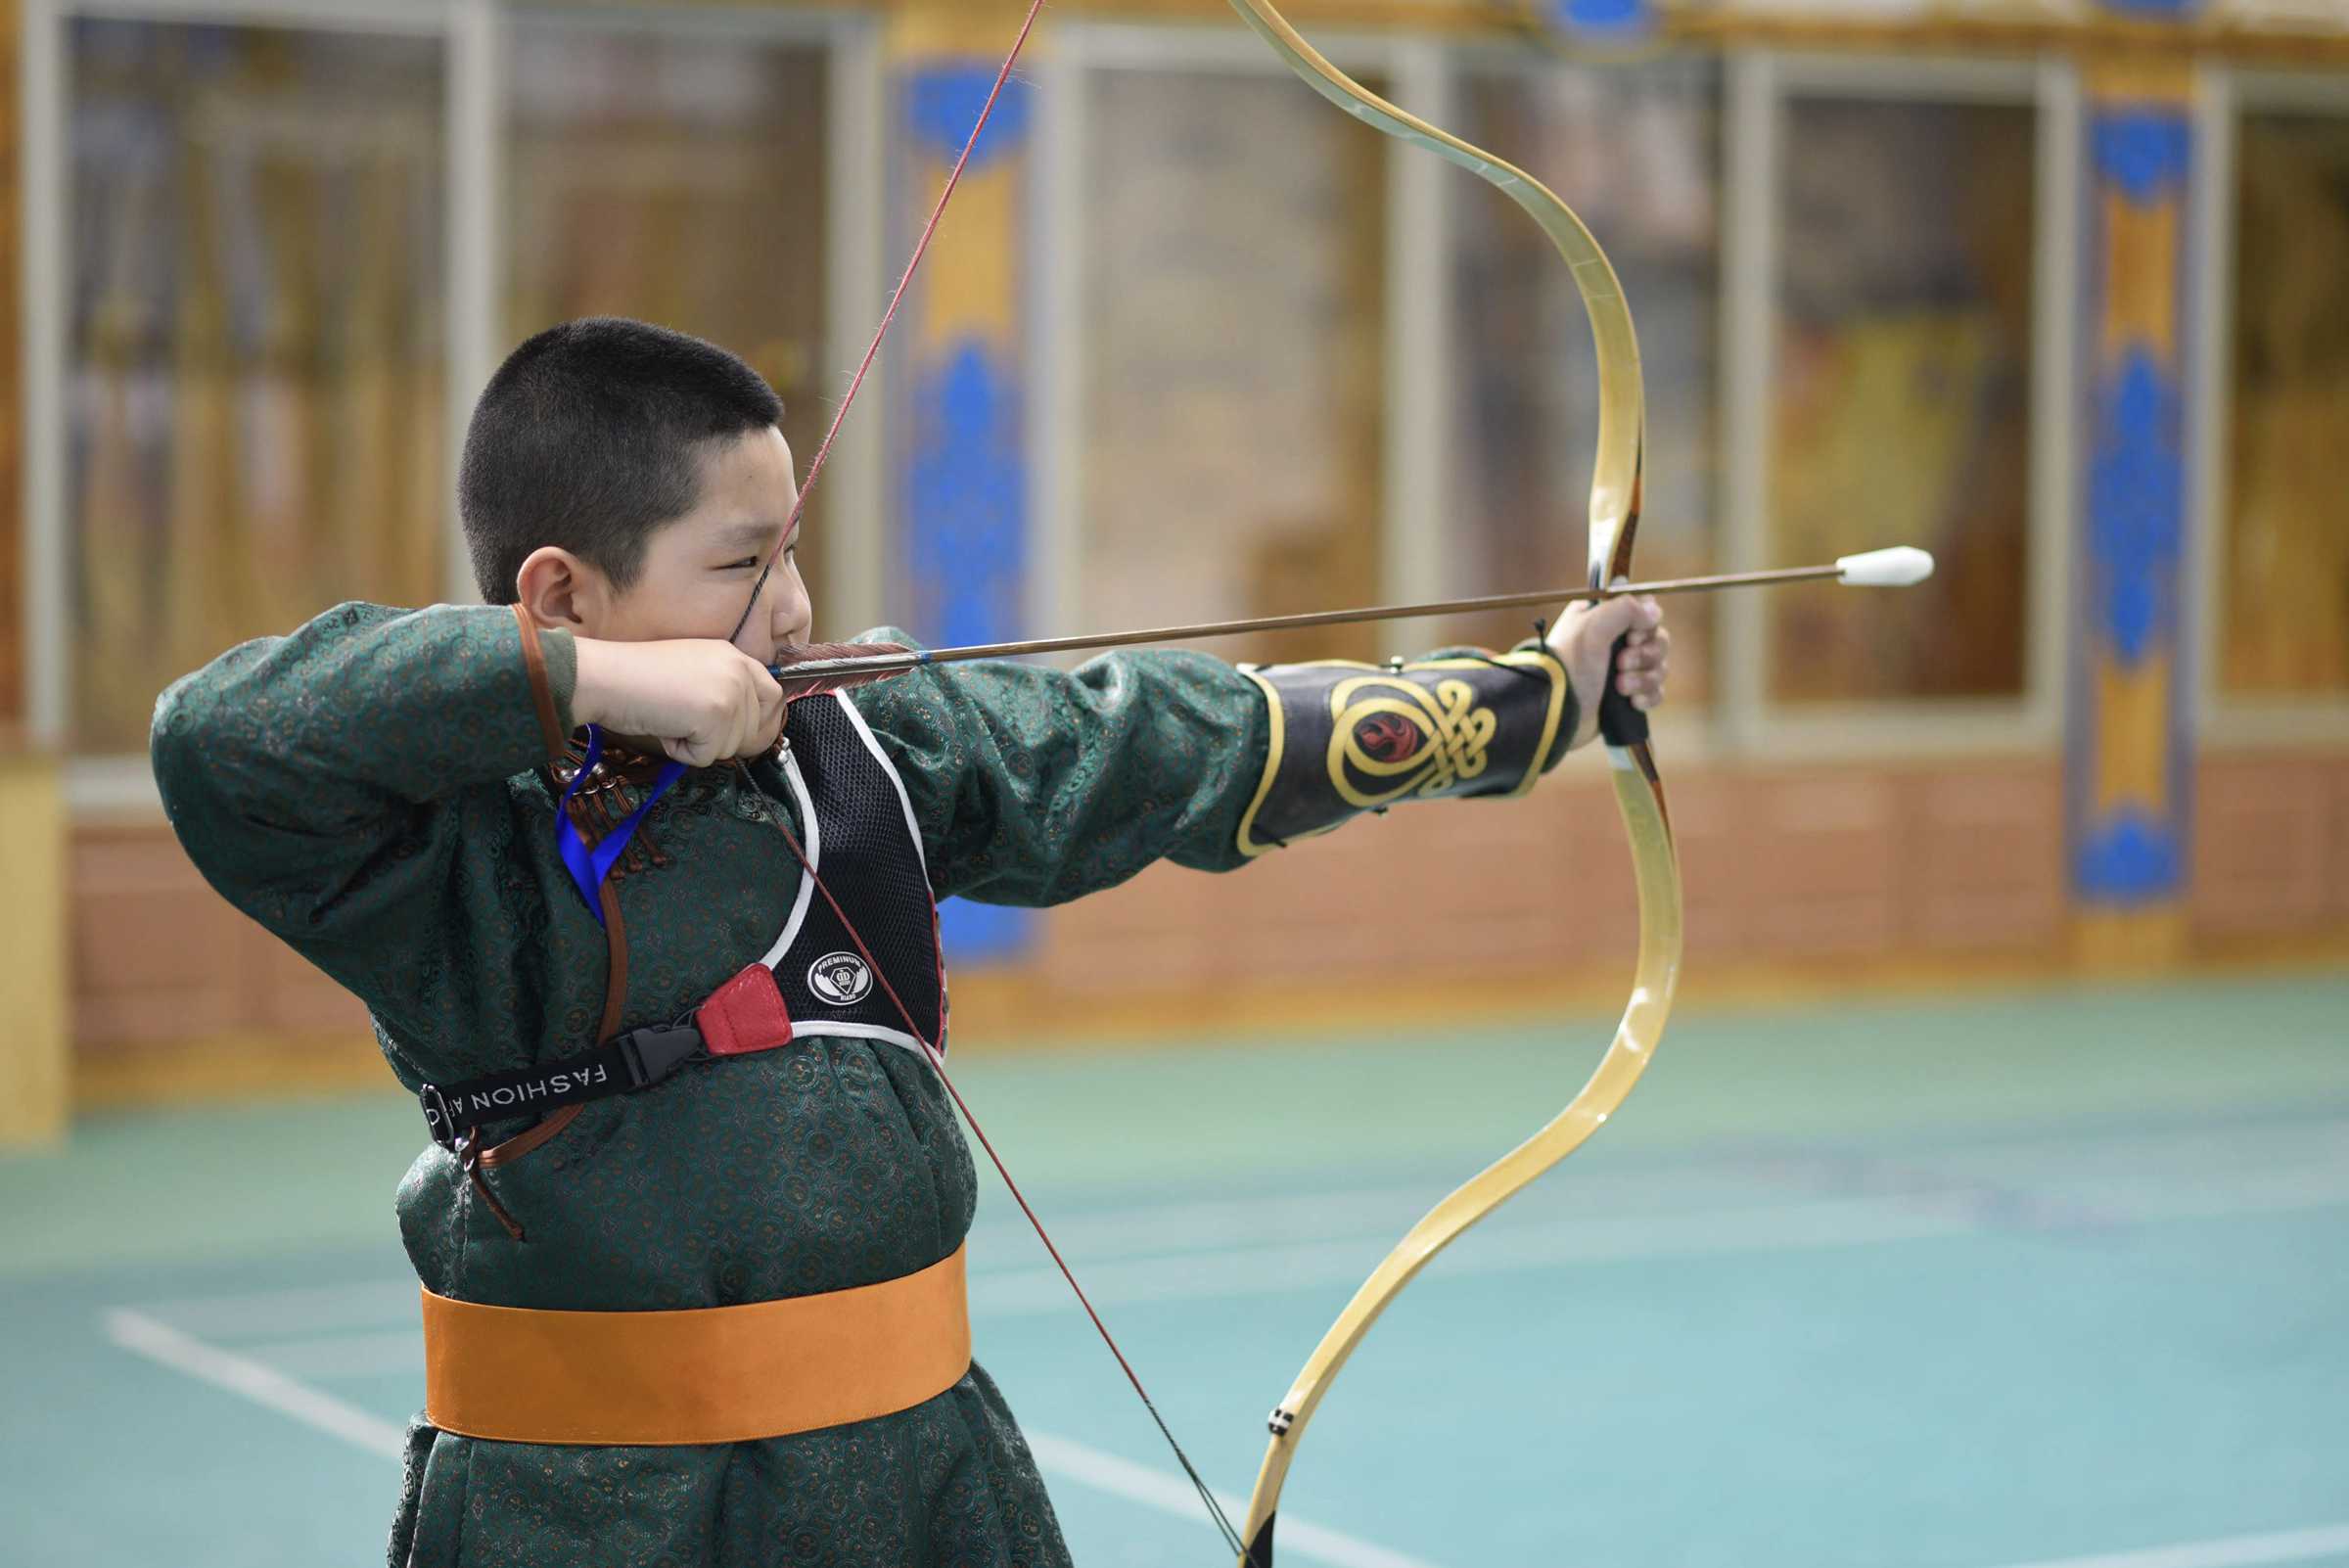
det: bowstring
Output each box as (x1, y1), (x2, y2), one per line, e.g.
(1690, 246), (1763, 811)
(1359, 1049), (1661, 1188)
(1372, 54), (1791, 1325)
(727, 1), (1251, 1554)
(729, 0), (1050, 648)
(768, 814), (1250, 1562)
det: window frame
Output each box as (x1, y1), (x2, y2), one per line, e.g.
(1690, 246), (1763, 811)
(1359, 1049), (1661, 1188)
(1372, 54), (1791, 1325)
(1036, 18), (1439, 661)
(1721, 49), (2080, 761)
(23, 0), (881, 811)
(2191, 65), (2349, 750)
(1439, 38), (1727, 728)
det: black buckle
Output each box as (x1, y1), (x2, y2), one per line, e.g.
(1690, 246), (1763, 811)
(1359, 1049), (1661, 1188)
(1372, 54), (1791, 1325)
(618, 1025), (706, 1089)
(419, 1083), (458, 1151)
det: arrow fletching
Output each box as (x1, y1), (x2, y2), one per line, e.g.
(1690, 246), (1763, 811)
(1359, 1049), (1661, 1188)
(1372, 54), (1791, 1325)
(768, 642), (922, 704)
(1835, 547), (1935, 587)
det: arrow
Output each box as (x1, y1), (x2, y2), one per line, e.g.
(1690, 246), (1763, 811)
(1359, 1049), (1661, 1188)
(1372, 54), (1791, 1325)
(769, 547), (1934, 685)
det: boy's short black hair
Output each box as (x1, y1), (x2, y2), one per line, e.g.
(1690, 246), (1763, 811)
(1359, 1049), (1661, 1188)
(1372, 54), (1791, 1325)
(460, 318), (785, 604)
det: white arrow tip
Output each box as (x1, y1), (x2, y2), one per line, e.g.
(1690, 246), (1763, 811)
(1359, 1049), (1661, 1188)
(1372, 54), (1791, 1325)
(1836, 546), (1935, 587)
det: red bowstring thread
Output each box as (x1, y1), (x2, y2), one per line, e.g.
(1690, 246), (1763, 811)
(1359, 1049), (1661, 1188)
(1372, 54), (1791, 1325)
(733, 1), (1253, 1556)
(769, 818), (1249, 1561)
(730, 0), (1049, 646)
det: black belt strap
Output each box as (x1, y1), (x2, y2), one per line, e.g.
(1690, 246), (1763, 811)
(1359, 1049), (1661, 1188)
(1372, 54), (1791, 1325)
(419, 1023), (705, 1151)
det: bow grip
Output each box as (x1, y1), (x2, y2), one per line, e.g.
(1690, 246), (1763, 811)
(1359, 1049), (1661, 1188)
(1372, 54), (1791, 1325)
(1597, 632), (1648, 748)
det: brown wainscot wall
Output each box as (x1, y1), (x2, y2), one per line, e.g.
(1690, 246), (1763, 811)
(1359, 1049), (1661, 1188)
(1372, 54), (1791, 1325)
(68, 749), (2349, 1105)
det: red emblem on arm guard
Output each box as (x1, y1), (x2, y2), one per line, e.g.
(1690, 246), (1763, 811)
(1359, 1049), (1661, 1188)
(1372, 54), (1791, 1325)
(1356, 714), (1422, 763)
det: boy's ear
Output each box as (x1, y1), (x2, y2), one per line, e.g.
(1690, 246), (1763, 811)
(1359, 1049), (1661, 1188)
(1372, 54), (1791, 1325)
(515, 546), (606, 632)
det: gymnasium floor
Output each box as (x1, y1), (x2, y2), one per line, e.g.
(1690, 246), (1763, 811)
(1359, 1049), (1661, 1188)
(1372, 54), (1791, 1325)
(4, 973), (2346, 1568)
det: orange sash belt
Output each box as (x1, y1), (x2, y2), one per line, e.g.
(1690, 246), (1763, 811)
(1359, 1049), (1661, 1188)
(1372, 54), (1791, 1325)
(422, 1243), (971, 1446)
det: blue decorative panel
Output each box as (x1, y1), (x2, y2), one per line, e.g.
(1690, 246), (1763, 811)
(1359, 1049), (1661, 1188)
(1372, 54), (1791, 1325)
(2092, 112), (2191, 203)
(904, 343), (1027, 651)
(909, 66), (1034, 169)
(2085, 347), (2185, 668)
(2075, 811), (2185, 904)
(2097, 0), (2201, 19)
(898, 63), (1036, 967)
(1550, 0), (1652, 33)
(2066, 94), (2195, 914)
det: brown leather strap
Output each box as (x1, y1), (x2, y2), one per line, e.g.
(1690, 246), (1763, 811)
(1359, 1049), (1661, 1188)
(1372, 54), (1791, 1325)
(476, 1103), (579, 1169)
(480, 796), (632, 1172)
(510, 604), (568, 761)
(593, 879), (629, 1043)
(422, 1244), (972, 1445)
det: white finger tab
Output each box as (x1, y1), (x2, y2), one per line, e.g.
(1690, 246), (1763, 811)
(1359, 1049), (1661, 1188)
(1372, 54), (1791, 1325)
(1835, 546), (1935, 587)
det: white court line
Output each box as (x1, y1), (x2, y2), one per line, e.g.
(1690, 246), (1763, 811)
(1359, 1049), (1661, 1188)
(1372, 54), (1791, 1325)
(135, 1193), (1996, 1368)
(967, 1168), (2349, 1315)
(1021, 1431), (1438, 1568)
(103, 1309), (407, 1459)
(1977, 1523), (2349, 1568)
(126, 1158), (2349, 1345)
(961, 1166), (1832, 1261)
(966, 1194), (1983, 1314)
(198, 1166), (2349, 1376)
(118, 1109), (2349, 1331)
(959, 1118), (2349, 1259)
(104, 1309), (2349, 1568)
(249, 1327), (424, 1381)
(132, 1279), (420, 1340)
(102, 1308), (1426, 1568)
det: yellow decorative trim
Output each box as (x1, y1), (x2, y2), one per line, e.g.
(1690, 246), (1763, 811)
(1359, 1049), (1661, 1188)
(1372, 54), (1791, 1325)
(511, 0), (2349, 63)
(1666, 10), (2349, 67)
(74, 1032), (383, 1113)
(1235, 665), (1296, 858)
(1502, 647), (1570, 798)
(2073, 907), (2190, 973)
(0, 751), (68, 1147)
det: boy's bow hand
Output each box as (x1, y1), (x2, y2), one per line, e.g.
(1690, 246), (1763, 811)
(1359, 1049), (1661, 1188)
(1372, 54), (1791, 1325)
(1546, 593), (1670, 750)
(571, 637), (786, 767)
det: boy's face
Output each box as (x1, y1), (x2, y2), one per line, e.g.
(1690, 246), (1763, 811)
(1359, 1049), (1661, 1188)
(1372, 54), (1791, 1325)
(591, 426), (812, 664)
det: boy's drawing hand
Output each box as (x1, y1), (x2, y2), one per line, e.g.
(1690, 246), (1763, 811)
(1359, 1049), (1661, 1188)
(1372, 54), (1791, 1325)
(572, 638), (787, 767)
(1546, 594), (1669, 751)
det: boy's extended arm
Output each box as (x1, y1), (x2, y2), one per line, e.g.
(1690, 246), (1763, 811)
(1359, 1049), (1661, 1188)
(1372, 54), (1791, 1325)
(850, 631), (1577, 908)
(151, 602), (574, 983)
(850, 638), (1266, 907)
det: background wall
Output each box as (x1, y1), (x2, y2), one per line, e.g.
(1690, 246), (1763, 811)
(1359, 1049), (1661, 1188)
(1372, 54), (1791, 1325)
(10, 0), (2349, 1121)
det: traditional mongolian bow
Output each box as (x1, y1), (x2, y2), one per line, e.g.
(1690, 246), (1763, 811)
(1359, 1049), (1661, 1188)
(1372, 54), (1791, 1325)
(721, 4), (1928, 1562)
(1214, 9), (1677, 1561)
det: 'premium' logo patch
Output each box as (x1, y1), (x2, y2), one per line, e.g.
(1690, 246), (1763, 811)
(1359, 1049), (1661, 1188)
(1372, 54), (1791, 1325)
(807, 951), (875, 1006)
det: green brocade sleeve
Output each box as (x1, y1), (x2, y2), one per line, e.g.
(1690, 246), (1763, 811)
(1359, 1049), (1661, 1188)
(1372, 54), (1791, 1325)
(847, 631), (1271, 905)
(151, 602), (574, 997)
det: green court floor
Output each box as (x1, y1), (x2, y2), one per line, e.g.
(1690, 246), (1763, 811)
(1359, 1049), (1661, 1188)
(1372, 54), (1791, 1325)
(4, 973), (2347, 1568)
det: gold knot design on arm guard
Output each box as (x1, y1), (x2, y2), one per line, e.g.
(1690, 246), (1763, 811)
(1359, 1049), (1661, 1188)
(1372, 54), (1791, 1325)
(1329, 673), (1498, 805)
(1235, 649), (1572, 856)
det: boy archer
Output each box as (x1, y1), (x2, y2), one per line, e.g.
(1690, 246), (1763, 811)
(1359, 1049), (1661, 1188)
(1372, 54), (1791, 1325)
(153, 317), (1670, 1567)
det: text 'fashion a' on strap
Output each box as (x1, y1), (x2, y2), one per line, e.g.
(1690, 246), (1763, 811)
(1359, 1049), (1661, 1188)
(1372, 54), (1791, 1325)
(420, 962), (796, 1150)
(422, 1243), (972, 1445)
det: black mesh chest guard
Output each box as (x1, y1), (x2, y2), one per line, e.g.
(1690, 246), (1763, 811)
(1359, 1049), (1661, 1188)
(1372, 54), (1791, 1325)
(758, 692), (947, 1056)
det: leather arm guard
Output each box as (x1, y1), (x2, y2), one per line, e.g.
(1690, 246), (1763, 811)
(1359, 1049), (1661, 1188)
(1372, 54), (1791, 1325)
(1234, 646), (1576, 856)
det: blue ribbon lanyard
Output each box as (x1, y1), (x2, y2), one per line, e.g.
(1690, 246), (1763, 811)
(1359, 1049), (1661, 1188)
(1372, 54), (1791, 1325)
(555, 725), (686, 924)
